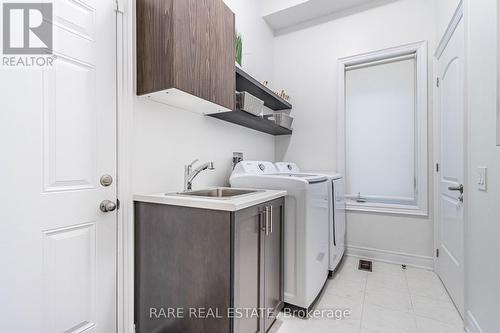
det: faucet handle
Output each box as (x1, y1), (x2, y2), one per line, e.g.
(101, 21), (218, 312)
(187, 159), (199, 168)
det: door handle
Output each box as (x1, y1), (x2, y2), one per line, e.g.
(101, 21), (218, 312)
(448, 184), (464, 194)
(100, 200), (117, 213)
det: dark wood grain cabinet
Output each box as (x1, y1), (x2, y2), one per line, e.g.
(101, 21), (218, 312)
(136, 0), (235, 112)
(134, 198), (284, 333)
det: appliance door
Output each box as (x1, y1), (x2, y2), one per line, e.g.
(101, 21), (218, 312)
(304, 180), (329, 307)
(333, 178), (346, 259)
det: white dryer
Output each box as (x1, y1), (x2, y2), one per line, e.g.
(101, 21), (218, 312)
(230, 161), (329, 311)
(275, 163), (346, 274)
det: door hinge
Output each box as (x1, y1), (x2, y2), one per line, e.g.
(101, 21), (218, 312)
(436, 163), (440, 172)
(114, 0), (125, 14)
(436, 248), (440, 258)
(117, 198), (121, 210)
(436, 77), (440, 87)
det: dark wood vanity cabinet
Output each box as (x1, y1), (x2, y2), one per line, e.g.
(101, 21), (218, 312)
(134, 198), (284, 333)
(136, 0), (235, 111)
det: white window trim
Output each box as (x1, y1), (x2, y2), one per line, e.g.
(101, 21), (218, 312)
(337, 41), (428, 216)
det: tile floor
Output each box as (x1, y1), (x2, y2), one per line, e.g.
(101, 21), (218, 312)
(275, 257), (465, 333)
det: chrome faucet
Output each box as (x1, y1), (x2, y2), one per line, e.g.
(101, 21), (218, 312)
(184, 159), (215, 191)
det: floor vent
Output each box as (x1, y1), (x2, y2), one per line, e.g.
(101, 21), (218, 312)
(358, 260), (372, 272)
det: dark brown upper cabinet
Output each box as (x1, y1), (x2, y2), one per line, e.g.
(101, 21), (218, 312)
(137, 0), (235, 113)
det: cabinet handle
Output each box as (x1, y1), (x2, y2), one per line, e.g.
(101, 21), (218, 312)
(269, 206), (273, 234)
(260, 209), (267, 233)
(264, 206), (270, 236)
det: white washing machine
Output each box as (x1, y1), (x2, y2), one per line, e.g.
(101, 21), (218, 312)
(275, 163), (346, 274)
(230, 161), (330, 310)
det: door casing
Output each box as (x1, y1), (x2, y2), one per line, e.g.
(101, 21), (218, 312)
(115, 0), (135, 332)
(432, 0), (468, 318)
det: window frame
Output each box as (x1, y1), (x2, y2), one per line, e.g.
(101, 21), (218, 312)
(337, 42), (428, 216)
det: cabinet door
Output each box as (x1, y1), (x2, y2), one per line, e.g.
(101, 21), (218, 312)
(134, 203), (231, 333)
(173, 0), (210, 102)
(137, 0), (235, 110)
(208, 0), (236, 109)
(233, 205), (266, 333)
(173, 0), (235, 110)
(264, 199), (285, 331)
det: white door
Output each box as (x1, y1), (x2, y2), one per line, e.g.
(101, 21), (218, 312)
(436, 17), (465, 315)
(0, 0), (117, 332)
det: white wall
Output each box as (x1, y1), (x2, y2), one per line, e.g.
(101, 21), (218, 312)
(273, 0), (437, 264)
(464, 0), (500, 331)
(131, 102), (275, 193)
(131, 0), (276, 194)
(224, 0), (275, 83)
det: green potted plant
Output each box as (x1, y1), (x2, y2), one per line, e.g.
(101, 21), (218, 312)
(235, 31), (243, 66)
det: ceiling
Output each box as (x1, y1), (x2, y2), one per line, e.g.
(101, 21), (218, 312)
(263, 0), (400, 35)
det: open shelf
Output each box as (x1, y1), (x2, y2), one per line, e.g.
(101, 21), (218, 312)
(208, 109), (292, 136)
(207, 67), (293, 136)
(236, 67), (292, 111)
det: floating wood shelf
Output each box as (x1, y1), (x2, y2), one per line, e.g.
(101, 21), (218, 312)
(208, 109), (292, 136)
(235, 67), (292, 110)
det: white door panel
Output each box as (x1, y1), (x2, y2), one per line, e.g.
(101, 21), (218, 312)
(436, 18), (465, 316)
(0, 0), (117, 332)
(43, 55), (97, 192)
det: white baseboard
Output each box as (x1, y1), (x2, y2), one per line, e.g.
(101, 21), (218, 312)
(465, 311), (484, 333)
(346, 245), (434, 270)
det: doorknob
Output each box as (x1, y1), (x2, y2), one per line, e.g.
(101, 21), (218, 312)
(448, 184), (464, 194)
(100, 200), (117, 213)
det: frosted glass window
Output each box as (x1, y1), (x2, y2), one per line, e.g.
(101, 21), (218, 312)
(345, 57), (416, 205)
